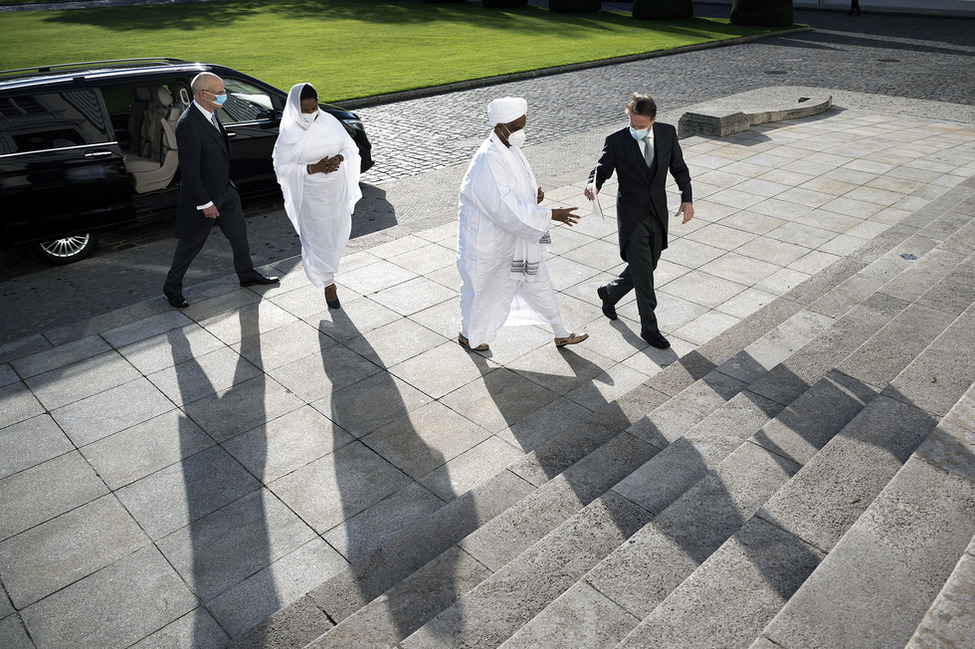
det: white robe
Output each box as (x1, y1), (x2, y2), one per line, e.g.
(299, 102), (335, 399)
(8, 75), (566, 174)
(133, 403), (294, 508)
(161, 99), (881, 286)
(273, 84), (361, 288)
(457, 132), (570, 348)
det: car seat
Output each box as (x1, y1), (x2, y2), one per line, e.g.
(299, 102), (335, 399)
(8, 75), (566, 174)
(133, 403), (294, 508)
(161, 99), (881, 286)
(124, 86), (180, 193)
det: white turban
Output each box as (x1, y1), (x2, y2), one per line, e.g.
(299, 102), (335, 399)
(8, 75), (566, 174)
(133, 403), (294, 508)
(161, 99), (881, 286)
(488, 97), (527, 126)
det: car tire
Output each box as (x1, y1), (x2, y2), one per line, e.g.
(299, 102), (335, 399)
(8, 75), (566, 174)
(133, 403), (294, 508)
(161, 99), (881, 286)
(33, 233), (100, 265)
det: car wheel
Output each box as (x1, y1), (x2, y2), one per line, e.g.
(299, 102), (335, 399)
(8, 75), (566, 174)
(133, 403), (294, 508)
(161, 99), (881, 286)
(33, 233), (100, 265)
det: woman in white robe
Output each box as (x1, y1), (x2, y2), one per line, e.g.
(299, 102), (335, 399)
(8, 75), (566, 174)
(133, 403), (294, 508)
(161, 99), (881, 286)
(457, 97), (588, 352)
(273, 83), (361, 308)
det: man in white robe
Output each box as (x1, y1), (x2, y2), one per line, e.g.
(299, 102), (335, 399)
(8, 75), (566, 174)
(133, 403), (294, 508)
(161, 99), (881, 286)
(457, 97), (588, 352)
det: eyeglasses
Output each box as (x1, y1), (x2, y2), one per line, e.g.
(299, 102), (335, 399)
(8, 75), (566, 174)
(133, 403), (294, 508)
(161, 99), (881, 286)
(205, 89), (227, 96)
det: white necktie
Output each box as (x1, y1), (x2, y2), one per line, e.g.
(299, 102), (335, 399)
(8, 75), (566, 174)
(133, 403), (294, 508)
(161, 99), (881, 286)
(643, 137), (653, 168)
(211, 113), (221, 132)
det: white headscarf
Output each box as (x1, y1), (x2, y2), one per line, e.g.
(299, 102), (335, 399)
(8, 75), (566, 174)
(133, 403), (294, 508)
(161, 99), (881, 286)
(272, 83), (361, 230)
(488, 97), (527, 126)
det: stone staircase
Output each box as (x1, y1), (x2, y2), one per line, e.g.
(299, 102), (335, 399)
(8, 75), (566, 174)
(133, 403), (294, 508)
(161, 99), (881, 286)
(232, 177), (975, 649)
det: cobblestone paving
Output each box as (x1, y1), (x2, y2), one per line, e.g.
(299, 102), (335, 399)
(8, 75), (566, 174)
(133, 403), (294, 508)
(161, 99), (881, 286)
(356, 4), (975, 183)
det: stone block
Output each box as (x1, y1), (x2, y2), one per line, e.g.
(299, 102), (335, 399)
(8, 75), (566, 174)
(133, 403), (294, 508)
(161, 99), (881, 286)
(403, 492), (651, 649)
(156, 490), (321, 602)
(750, 370), (878, 467)
(311, 546), (491, 648)
(225, 596), (329, 649)
(502, 581), (639, 649)
(20, 545), (196, 649)
(0, 382), (44, 430)
(324, 482), (444, 563)
(207, 539), (348, 639)
(885, 302), (975, 418)
(10, 335), (111, 379)
(117, 444), (261, 540)
(0, 451), (108, 541)
(25, 350), (141, 410)
(837, 303), (956, 390)
(52, 377), (174, 446)
(0, 414), (72, 480)
(905, 536), (975, 649)
(618, 517), (823, 649)
(307, 469), (534, 624)
(268, 441), (411, 536)
(0, 495), (148, 608)
(758, 395), (936, 552)
(224, 405), (355, 485)
(130, 608), (229, 649)
(0, 614), (32, 649)
(762, 458), (975, 649)
(182, 374), (305, 443)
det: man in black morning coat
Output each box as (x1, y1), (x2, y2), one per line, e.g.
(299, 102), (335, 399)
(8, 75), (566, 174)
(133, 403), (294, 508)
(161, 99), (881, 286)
(585, 93), (693, 349)
(163, 72), (277, 308)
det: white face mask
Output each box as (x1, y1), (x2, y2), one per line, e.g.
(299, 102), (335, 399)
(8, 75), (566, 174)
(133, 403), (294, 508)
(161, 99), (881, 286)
(504, 125), (526, 148)
(300, 111), (318, 124)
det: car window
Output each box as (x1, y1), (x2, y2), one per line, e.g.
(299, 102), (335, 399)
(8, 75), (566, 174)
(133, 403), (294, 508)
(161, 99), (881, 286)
(0, 89), (112, 155)
(216, 77), (279, 125)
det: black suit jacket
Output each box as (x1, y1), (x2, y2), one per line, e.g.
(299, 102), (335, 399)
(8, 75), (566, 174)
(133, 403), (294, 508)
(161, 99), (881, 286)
(174, 104), (234, 239)
(591, 122), (692, 261)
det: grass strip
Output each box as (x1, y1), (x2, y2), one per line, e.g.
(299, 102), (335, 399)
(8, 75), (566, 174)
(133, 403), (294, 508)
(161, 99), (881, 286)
(0, 0), (784, 102)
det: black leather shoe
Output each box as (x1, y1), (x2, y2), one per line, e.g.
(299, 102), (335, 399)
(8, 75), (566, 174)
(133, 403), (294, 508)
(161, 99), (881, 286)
(166, 293), (189, 308)
(642, 332), (671, 349)
(596, 286), (617, 321)
(240, 274), (279, 287)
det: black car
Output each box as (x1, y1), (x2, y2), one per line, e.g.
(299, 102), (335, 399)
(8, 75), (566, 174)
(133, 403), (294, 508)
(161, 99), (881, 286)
(0, 58), (374, 264)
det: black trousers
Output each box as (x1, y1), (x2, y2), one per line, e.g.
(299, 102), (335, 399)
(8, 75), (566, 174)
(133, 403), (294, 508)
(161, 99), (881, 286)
(602, 216), (666, 338)
(164, 186), (257, 296)
(850, 0), (861, 13)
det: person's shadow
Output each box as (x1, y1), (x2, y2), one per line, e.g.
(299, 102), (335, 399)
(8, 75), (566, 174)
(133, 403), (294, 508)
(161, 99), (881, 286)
(168, 308), (278, 648)
(317, 307), (471, 641)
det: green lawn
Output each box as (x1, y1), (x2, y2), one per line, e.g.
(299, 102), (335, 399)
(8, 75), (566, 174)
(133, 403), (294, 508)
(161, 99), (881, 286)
(0, 0), (784, 102)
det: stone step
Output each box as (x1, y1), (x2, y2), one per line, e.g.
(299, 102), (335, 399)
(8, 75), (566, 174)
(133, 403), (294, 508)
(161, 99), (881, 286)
(307, 304), (833, 647)
(904, 384), (975, 649)
(905, 534), (975, 649)
(306, 368), (754, 646)
(296, 199), (964, 647)
(494, 232), (974, 647)
(501, 370), (876, 648)
(751, 381), (975, 649)
(235, 314), (788, 648)
(237, 172), (975, 649)
(624, 303), (975, 649)
(394, 388), (786, 647)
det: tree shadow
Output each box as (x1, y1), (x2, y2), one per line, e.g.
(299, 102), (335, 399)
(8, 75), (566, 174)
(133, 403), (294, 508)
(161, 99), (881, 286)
(168, 306), (278, 647)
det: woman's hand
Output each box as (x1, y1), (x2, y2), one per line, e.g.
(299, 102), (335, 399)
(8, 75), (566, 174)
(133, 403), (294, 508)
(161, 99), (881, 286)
(307, 155), (344, 174)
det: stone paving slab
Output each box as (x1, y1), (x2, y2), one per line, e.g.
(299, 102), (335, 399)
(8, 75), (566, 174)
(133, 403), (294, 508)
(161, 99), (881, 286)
(1, 94), (974, 646)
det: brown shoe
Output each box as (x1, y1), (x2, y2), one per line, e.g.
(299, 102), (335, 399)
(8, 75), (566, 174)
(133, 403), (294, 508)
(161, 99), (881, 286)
(555, 332), (588, 347)
(458, 333), (489, 352)
(324, 284), (340, 309)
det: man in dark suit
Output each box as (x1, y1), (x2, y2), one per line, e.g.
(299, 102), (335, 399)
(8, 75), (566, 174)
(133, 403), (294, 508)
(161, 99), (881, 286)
(585, 93), (693, 349)
(162, 72), (277, 308)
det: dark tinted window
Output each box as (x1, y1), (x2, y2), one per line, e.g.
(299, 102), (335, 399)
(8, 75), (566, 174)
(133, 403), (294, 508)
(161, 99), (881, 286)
(217, 77), (279, 124)
(0, 89), (111, 155)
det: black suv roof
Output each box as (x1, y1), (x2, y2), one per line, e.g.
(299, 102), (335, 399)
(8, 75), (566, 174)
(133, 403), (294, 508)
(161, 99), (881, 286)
(0, 58), (234, 92)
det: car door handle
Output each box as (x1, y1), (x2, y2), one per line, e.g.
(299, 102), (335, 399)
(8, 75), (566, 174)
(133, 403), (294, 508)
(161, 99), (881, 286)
(226, 131), (236, 138)
(84, 150), (114, 159)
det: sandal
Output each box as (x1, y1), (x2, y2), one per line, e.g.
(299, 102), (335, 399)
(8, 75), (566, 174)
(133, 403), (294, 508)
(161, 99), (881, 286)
(324, 284), (341, 310)
(555, 332), (588, 347)
(458, 333), (489, 352)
